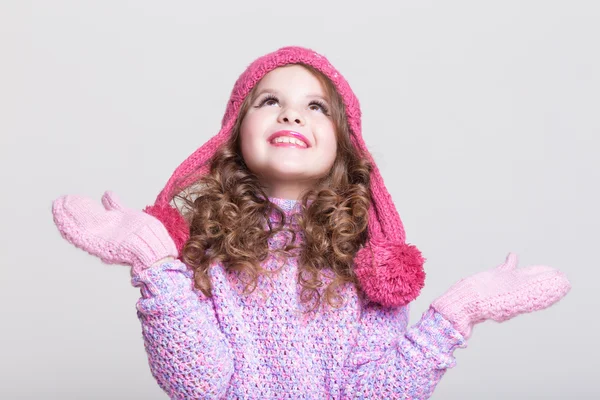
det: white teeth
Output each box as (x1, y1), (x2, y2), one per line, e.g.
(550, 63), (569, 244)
(272, 136), (307, 147)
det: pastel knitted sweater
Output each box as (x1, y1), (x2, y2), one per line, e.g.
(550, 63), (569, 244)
(130, 197), (467, 399)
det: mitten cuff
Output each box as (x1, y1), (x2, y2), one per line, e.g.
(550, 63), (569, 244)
(431, 280), (480, 339)
(125, 224), (179, 273)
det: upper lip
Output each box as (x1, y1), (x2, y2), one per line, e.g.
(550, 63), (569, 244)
(267, 130), (311, 147)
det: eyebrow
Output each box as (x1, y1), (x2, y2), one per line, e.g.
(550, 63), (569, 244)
(252, 88), (330, 103)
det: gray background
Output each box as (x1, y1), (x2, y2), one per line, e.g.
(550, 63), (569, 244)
(1, 0), (598, 399)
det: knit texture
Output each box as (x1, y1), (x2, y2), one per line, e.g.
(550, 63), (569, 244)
(431, 253), (572, 339)
(132, 197), (467, 399)
(52, 191), (178, 274)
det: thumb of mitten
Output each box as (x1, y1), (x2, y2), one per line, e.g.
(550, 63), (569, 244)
(101, 190), (125, 212)
(495, 252), (518, 272)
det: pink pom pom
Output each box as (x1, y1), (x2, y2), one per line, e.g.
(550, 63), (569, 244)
(143, 204), (190, 254)
(354, 241), (426, 308)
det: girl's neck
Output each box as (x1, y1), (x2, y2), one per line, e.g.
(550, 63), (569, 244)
(262, 179), (317, 202)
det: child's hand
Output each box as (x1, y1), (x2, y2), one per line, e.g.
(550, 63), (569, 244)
(52, 191), (179, 274)
(431, 253), (571, 339)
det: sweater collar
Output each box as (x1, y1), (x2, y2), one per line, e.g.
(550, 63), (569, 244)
(266, 196), (305, 229)
(269, 196), (301, 213)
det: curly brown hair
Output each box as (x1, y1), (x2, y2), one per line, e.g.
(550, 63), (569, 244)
(174, 63), (373, 311)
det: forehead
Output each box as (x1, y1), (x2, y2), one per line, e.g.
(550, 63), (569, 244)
(255, 64), (326, 94)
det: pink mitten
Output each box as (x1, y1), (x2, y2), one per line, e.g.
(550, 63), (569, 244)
(431, 253), (571, 339)
(52, 191), (179, 274)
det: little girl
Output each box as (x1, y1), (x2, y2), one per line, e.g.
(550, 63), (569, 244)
(52, 46), (571, 399)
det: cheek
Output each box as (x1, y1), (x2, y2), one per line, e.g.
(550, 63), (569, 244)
(240, 115), (262, 149)
(239, 119), (253, 162)
(325, 138), (338, 164)
(318, 121), (338, 158)
(240, 114), (258, 139)
(240, 109), (274, 140)
(239, 114), (269, 169)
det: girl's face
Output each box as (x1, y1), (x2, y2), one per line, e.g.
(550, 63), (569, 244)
(239, 65), (337, 200)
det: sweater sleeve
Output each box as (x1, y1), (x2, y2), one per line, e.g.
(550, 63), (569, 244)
(131, 260), (235, 399)
(341, 305), (467, 400)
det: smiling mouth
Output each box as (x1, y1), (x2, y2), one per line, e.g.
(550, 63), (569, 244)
(269, 137), (309, 148)
(267, 130), (310, 148)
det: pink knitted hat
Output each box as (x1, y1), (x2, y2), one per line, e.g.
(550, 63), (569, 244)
(144, 46), (426, 307)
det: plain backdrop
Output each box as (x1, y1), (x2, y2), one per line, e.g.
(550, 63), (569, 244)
(1, 1), (598, 399)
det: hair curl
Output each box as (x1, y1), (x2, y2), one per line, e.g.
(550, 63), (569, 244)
(174, 64), (372, 311)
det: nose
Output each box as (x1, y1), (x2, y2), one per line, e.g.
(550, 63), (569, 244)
(278, 106), (305, 126)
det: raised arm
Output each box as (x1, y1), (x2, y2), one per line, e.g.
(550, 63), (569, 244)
(341, 305), (466, 399)
(342, 253), (571, 399)
(52, 191), (235, 399)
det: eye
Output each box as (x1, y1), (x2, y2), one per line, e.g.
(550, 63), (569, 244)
(309, 100), (330, 116)
(256, 94), (280, 108)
